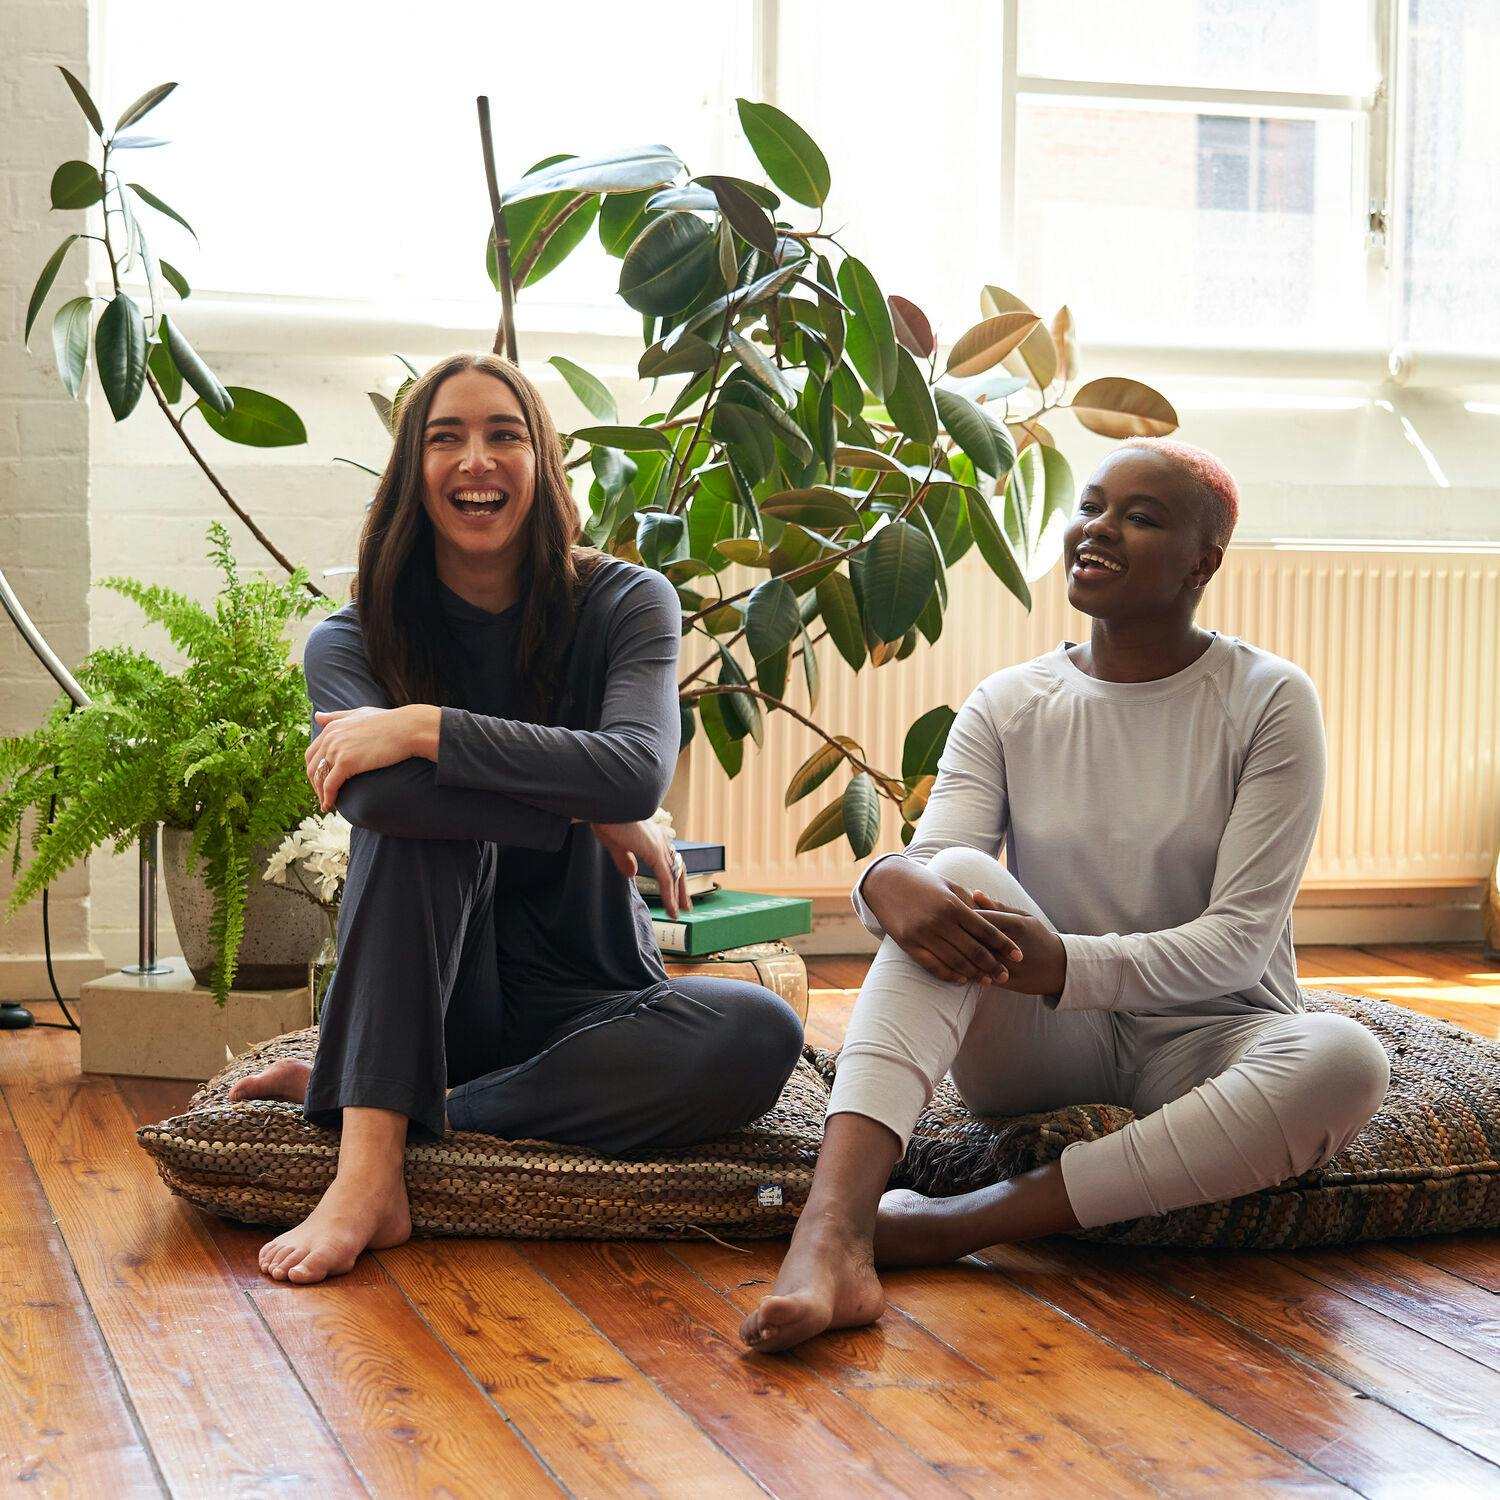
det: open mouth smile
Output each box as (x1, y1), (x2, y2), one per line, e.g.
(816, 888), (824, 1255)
(448, 487), (509, 517)
(1071, 546), (1125, 579)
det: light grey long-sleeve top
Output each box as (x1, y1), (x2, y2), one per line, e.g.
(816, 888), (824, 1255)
(302, 557), (682, 1022)
(853, 634), (1327, 1017)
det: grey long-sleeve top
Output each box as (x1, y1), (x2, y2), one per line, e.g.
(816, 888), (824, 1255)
(302, 557), (680, 1018)
(853, 634), (1327, 1017)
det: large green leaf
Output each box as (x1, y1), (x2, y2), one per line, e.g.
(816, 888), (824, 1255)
(160, 313), (231, 415)
(795, 796), (846, 854)
(785, 736), (861, 806)
(902, 705), (956, 780)
(57, 66), (103, 139)
(886, 345), (938, 446)
(921, 482), (973, 566)
(711, 401), (775, 485)
(571, 424), (672, 452)
(861, 521), (938, 642)
(113, 81), (176, 133)
(618, 213), (716, 315)
(722, 380), (815, 466)
(736, 99), (830, 207)
(705, 174), (777, 255)
(687, 485), (737, 565)
(758, 642), (790, 700)
(815, 571), (865, 671)
(934, 387), (1014, 480)
(745, 577), (802, 662)
(837, 257), (898, 401)
(548, 355), (616, 422)
(94, 293), (147, 419)
(698, 693), (744, 778)
(637, 511), (687, 569)
(759, 488), (862, 530)
(51, 296), (92, 399)
(728, 330), (795, 406)
(129, 183), (197, 243)
(800, 623), (820, 711)
(502, 145), (682, 204)
(509, 192), (600, 287)
(668, 258), (807, 347)
(50, 161), (102, 210)
(716, 646), (762, 746)
(158, 259), (191, 299)
(25, 235), (79, 346)
(842, 773), (880, 858)
(147, 334), (181, 403)
(966, 487), (1032, 609)
(1002, 443), (1076, 581)
(639, 332), (718, 380)
(598, 188), (655, 256)
(193, 387), (306, 447)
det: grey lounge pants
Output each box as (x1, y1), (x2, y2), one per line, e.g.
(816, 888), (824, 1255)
(305, 827), (805, 1152)
(829, 846), (1391, 1228)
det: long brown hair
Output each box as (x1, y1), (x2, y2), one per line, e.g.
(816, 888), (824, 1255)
(353, 352), (603, 720)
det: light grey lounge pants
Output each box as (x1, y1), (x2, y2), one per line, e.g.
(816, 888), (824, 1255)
(829, 847), (1391, 1228)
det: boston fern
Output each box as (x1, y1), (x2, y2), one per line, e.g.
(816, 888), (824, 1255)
(0, 524), (327, 1002)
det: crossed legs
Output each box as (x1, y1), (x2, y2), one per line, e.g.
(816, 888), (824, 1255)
(741, 846), (1389, 1353)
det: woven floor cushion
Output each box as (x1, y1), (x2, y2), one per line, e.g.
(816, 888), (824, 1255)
(137, 990), (1499, 1249)
(137, 1028), (825, 1240)
(855, 990), (1500, 1249)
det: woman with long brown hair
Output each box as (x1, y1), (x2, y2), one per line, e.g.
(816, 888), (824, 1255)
(230, 352), (804, 1284)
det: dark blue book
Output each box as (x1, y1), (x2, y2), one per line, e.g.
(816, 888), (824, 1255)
(672, 841), (726, 875)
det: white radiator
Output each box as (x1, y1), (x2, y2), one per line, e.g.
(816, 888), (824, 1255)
(671, 548), (1500, 895)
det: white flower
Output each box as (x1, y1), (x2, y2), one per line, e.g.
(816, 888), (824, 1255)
(263, 812), (352, 909)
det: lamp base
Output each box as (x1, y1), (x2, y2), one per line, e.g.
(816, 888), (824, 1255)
(1, 1002), (35, 1029)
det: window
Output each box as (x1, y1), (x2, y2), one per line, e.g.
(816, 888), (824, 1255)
(96, 0), (1499, 359)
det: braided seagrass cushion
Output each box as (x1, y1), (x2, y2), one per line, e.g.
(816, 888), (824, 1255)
(866, 990), (1500, 1249)
(136, 1028), (825, 1240)
(138, 991), (1498, 1248)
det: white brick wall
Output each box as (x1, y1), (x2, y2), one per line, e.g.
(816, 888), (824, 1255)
(0, 0), (96, 995)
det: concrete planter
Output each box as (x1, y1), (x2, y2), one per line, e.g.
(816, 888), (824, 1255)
(161, 824), (328, 989)
(77, 964), (311, 1081)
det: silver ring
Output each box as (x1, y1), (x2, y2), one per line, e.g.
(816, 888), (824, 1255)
(317, 757), (330, 776)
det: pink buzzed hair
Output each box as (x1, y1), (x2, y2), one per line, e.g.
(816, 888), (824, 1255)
(1119, 436), (1240, 548)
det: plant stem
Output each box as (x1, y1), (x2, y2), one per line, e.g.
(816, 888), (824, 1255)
(95, 150), (325, 599)
(513, 192), (593, 283)
(665, 340), (729, 515)
(683, 682), (893, 792)
(477, 96), (518, 363)
(145, 371), (329, 601)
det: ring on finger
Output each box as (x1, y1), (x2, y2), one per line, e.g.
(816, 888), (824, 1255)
(317, 757), (330, 777)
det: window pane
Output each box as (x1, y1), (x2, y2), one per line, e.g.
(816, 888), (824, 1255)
(1019, 0), (1375, 95)
(1014, 102), (1365, 344)
(100, 1), (755, 312)
(1400, 0), (1500, 350)
(773, 0), (1008, 338)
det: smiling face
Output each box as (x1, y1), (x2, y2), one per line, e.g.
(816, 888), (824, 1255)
(420, 367), (538, 581)
(1062, 448), (1223, 621)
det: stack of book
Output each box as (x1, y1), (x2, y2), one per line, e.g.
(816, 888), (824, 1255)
(637, 839), (815, 1023)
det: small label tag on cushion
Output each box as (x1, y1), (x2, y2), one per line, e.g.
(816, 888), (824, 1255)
(756, 1184), (784, 1208)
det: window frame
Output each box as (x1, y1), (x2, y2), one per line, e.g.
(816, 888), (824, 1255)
(987, 0), (1401, 359)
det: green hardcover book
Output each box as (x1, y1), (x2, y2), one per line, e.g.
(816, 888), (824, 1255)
(649, 888), (813, 957)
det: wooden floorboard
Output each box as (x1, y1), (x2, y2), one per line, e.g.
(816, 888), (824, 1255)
(2, 944), (1498, 1495)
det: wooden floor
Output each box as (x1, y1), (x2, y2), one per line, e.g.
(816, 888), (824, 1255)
(4, 944), (1499, 1497)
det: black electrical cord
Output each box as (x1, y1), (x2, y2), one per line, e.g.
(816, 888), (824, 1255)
(33, 766), (80, 1031)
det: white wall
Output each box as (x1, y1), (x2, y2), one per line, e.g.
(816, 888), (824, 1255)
(0, 0), (98, 998)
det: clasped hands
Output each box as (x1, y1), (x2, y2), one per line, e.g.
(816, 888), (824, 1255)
(877, 869), (1068, 997)
(307, 706), (692, 917)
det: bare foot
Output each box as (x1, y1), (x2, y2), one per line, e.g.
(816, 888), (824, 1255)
(228, 1057), (312, 1105)
(873, 1186), (984, 1265)
(258, 1170), (411, 1285)
(739, 1210), (886, 1354)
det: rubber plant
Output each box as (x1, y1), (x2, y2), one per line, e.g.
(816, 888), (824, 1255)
(466, 99), (1180, 856)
